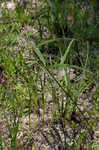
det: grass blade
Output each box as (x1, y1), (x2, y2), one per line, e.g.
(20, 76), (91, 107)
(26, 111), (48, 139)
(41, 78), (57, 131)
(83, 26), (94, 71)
(34, 47), (46, 66)
(37, 37), (76, 48)
(47, 63), (92, 73)
(60, 39), (75, 64)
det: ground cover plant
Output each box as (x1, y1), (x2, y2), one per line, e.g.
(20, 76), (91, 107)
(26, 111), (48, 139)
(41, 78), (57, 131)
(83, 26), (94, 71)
(0, 0), (99, 149)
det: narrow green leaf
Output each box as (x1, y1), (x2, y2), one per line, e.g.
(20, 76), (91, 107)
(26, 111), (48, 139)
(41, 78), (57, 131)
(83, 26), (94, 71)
(61, 39), (75, 64)
(47, 63), (92, 73)
(37, 37), (76, 48)
(34, 47), (46, 66)
(3, 109), (12, 138)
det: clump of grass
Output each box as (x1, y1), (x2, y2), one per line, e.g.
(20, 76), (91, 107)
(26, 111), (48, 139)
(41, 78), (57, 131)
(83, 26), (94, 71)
(0, 0), (99, 149)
